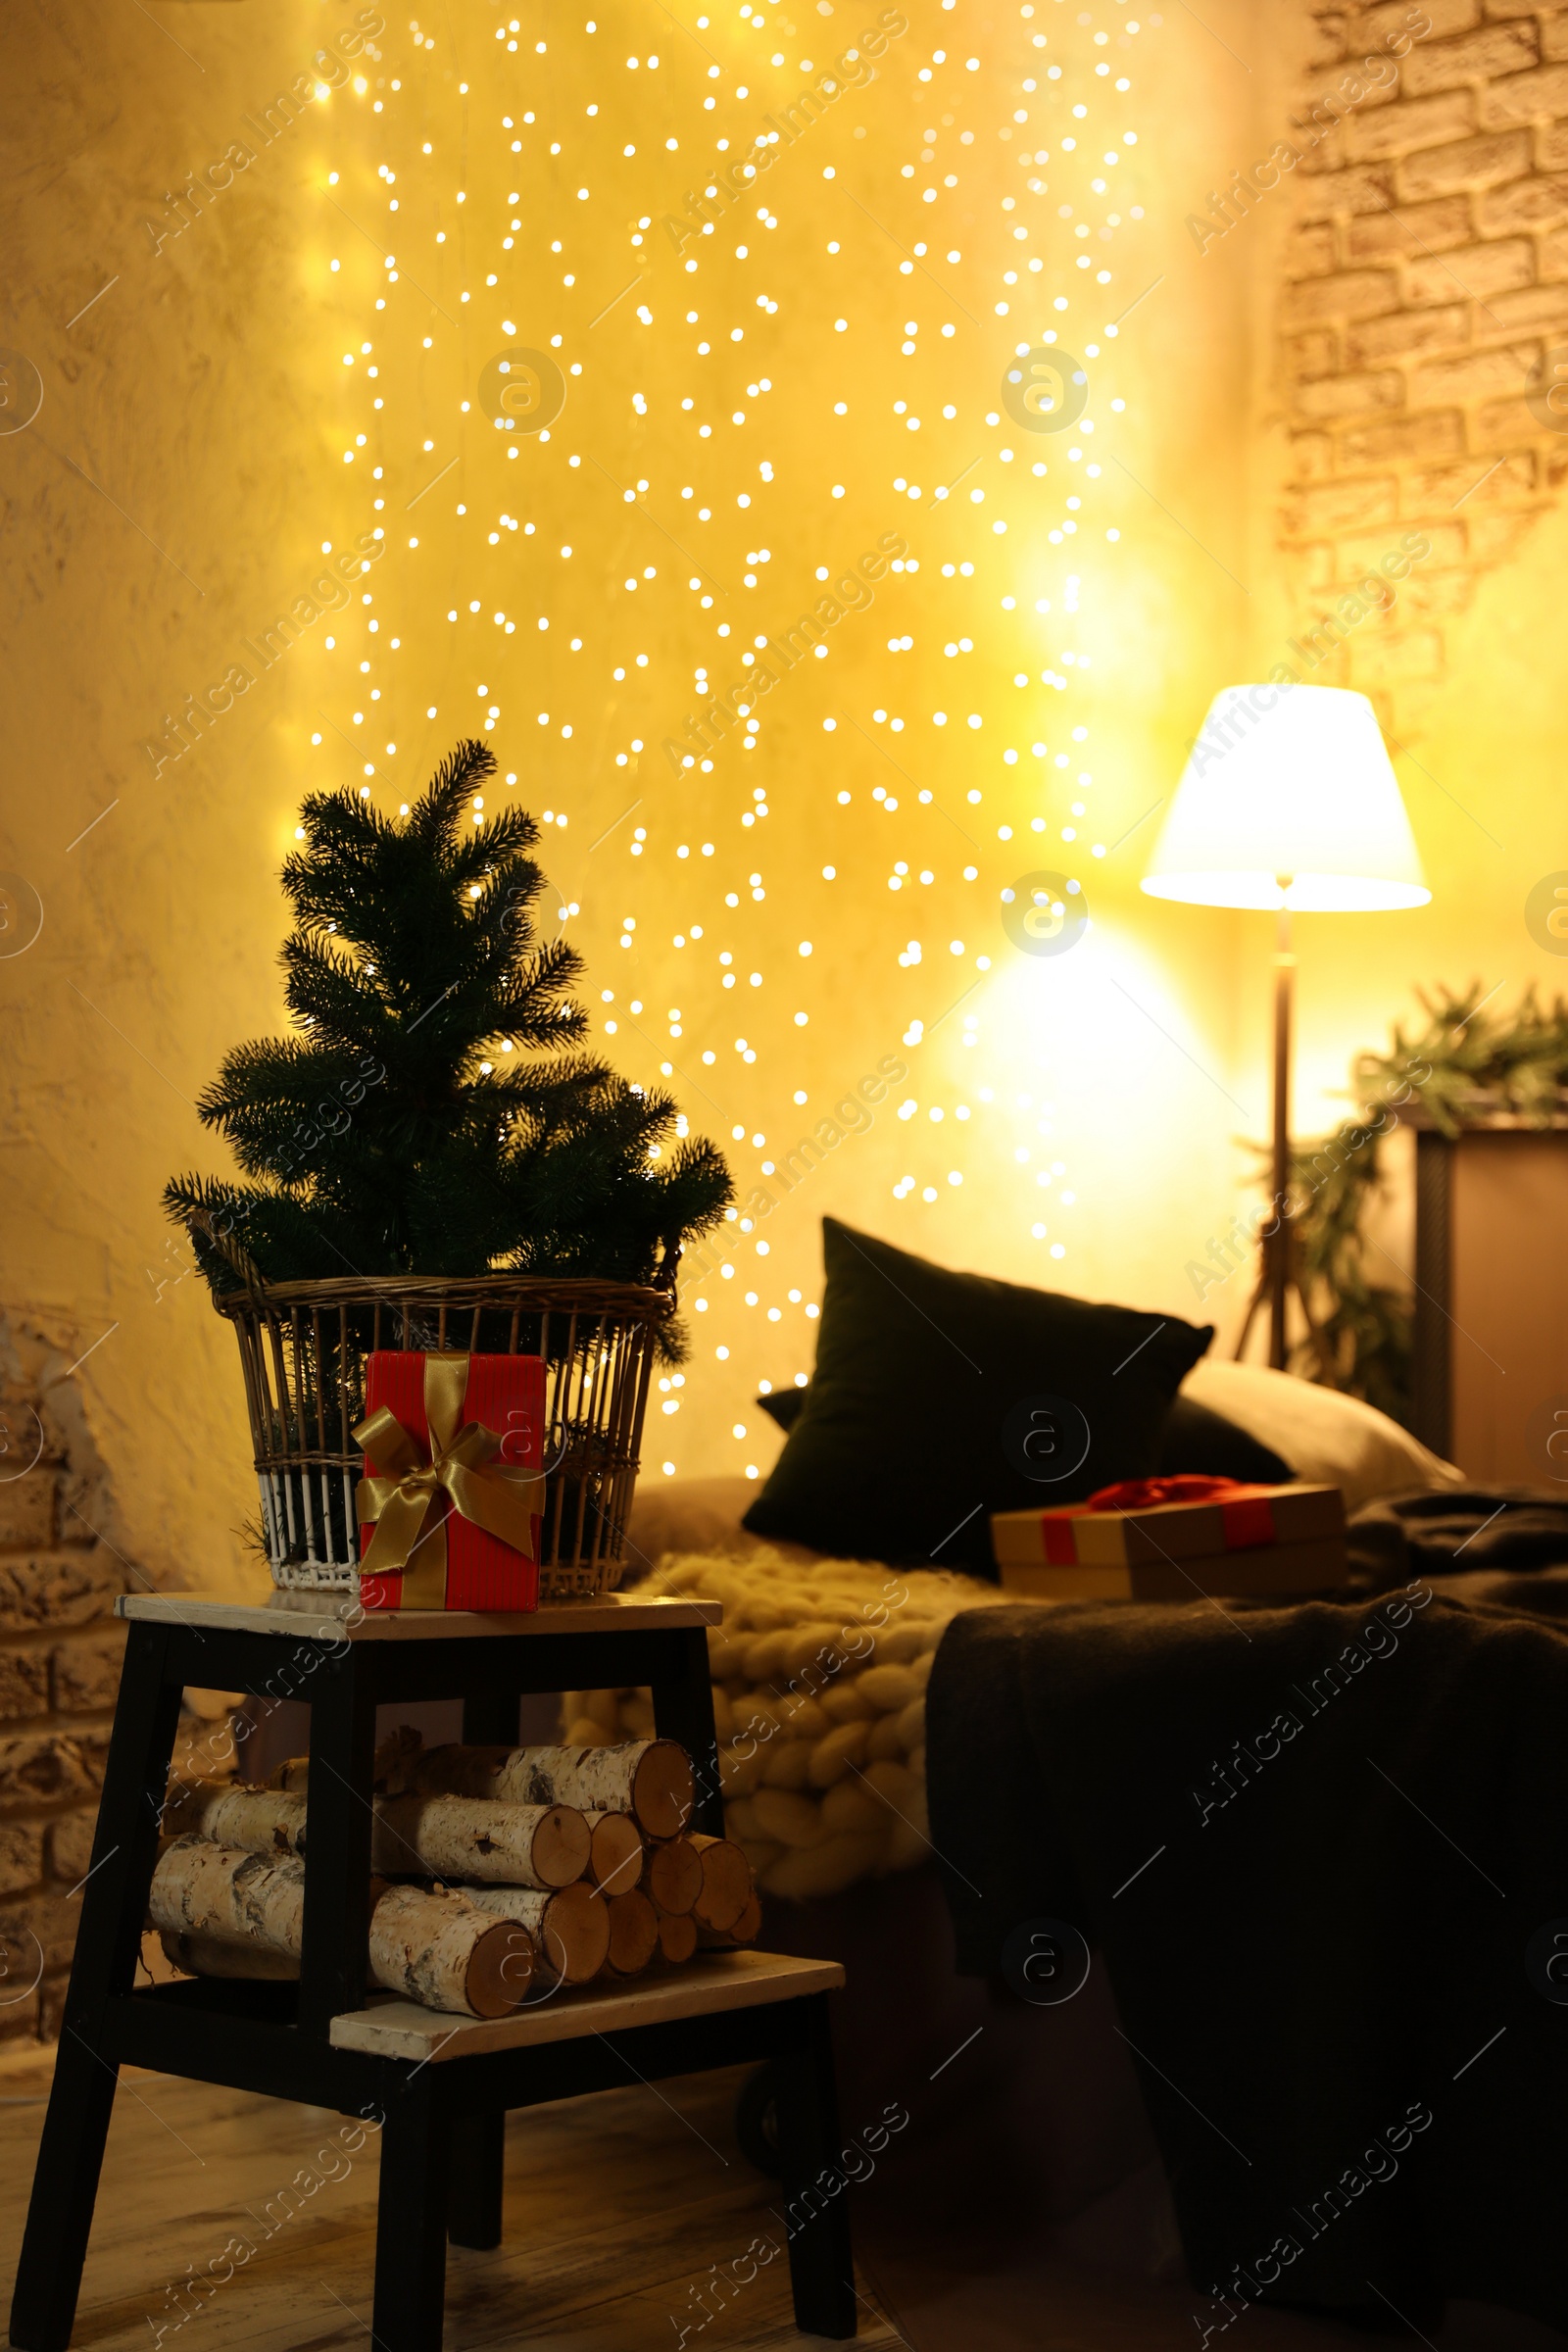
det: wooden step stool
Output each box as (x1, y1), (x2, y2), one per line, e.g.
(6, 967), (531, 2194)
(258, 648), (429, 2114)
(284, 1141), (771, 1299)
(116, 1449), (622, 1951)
(7, 1589), (856, 2350)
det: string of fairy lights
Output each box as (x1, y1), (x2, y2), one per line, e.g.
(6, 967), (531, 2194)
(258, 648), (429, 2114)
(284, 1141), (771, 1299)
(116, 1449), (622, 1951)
(313, 0), (1151, 1475)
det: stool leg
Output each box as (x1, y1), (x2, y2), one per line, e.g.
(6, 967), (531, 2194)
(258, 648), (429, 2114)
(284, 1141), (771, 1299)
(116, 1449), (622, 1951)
(774, 1995), (858, 2340)
(447, 2109), (506, 2249)
(10, 1624), (182, 2352)
(8, 2030), (122, 2352)
(298, 1650), (377, 2038)
(652, 1626), (724, 1837)
(373, 2081), (451, 2352)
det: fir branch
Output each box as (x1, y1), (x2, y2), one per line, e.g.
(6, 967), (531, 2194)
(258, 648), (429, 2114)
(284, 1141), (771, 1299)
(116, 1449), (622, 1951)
(167, 742), (733, 1334)
(1285, 984), (1568, 1423)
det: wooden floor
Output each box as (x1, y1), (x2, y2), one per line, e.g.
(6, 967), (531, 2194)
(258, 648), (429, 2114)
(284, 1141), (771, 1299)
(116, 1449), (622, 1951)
(5, 2047), (1564, 2351)
(0, 2049), (903, 2352)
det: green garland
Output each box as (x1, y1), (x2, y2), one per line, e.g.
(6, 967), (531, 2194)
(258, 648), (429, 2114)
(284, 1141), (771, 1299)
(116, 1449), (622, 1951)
(1286, 986), (1568, 1424)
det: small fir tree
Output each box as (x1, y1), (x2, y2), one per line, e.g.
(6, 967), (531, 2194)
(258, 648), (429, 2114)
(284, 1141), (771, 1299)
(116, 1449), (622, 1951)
(166, 741), (731, 1351)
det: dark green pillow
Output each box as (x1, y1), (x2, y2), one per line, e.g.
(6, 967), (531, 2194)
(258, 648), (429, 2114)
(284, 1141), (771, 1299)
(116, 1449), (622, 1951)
(743, 1217), (1214, 1578)
(760, 1384), (1290, 1486)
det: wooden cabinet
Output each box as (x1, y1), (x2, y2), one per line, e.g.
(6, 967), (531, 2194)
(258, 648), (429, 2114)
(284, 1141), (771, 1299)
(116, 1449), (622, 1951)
(1412, 1116), (1568, 1484)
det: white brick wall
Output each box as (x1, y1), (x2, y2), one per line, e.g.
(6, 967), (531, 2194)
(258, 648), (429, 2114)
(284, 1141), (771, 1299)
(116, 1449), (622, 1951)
(1280, 0), (1568, 711)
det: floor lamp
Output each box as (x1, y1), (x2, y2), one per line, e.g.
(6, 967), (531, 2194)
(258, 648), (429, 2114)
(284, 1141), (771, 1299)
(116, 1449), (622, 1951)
(1140, 684), (1430, 1372)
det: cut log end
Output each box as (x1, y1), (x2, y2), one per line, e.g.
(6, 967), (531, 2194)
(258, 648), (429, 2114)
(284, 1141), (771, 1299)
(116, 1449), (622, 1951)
(654, 1907), (698, 1966)
(632, 1740), (696, 1839)
(534, 1803), (593, 1889)
(696, 1889), (761, 1951)
(463, 1881), (611, 1986)
(689, 1834), (752, 1935)
(644, 1835), (703, 1918)
(465, 1922), (536, 2018)
(605, 1888), (660, 1978)
(586, 1810), (645, 1898)
(541, 1881), (612, 1984)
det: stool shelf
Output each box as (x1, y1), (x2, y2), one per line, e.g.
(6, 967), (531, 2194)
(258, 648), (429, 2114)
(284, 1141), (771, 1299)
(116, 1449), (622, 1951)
(116, 1587), (723, 1640)
(329, 1948), (845, 2061)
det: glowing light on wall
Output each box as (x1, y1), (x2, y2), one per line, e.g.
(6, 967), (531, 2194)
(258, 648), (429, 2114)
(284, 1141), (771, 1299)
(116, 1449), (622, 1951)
(314, 0), (1151, 1472)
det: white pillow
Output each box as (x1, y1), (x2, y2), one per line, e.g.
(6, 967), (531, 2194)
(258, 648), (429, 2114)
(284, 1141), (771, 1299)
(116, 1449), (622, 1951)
(1181, 1358), (1466, 1516)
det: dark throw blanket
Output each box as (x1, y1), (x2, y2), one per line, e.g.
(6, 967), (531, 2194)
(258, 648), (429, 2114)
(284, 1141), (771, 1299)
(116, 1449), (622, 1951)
(1350, 1483), (1568, 1576)
(927, 1583), (1568, 2336)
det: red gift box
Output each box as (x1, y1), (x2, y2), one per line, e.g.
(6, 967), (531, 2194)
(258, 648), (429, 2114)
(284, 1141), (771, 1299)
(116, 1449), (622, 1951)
(993, 1474), (1344, 1570)
(355, 1350), (546, 1612)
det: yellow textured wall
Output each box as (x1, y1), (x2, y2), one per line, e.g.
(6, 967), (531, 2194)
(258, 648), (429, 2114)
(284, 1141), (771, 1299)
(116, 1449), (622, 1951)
(15, 0), (1541, 1590)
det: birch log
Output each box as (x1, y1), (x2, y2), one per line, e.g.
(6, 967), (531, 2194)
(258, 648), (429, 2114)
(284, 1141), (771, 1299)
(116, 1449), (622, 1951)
(462, 1881), (611, 1985)
(165, 1782), (593, 1889)
(653, 1906), (698, 1965)
(150, 1837), (310, 1955)
(413, 1740), (694, 1838)
(584, 1810), (645, 1898)
(688, 1834), (752, 1934)
(265, 1724), (421, 1797)
(162, 1782), (309, 1858)
(373, 1723), (424, 1793)
(605, 1889), (660, 1978)
(160, 1931), (301, 1981)
(368, 1884), (534, 2018)
(150, 1838), (533, 2017)
(697, 1889), (762, 1950)
(371, 1795), (589, 1889)
(643, 1835), (703, 1917)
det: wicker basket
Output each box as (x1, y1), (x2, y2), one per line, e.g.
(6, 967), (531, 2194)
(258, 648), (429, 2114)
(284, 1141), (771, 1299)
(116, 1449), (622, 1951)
(213, 1270), (674, 1600)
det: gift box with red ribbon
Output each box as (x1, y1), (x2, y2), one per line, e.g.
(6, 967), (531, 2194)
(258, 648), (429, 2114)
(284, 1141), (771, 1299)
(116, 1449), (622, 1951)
(354, 1350), (546, 1612)
(992, 1473), (1347, 1599)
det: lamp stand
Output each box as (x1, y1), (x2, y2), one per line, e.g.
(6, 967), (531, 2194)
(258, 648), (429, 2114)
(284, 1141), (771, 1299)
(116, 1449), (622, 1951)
(1233, 892), (1333, 1375)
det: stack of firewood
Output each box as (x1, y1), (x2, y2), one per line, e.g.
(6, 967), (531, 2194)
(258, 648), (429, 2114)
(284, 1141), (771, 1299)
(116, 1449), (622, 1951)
(151, 1734), (760, 2021)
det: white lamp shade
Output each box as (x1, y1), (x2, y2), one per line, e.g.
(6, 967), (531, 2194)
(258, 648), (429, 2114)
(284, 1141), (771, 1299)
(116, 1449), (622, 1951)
(1141, 683), (1430, 913)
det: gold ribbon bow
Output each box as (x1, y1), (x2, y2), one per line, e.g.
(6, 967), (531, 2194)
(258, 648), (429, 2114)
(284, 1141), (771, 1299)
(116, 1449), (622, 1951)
(353, 1352), (544, 1608)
